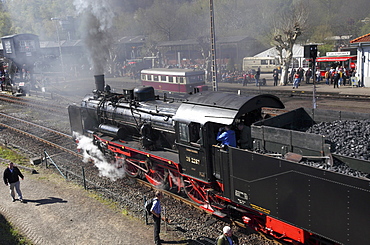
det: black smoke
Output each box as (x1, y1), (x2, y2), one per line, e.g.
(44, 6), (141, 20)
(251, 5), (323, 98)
(74, 0), (115, 75)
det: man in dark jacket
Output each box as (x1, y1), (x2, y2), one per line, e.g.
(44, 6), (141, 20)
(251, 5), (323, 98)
(273, 68), (279, 86)
(333, 71), (340, 88)
(3, 162), (24, 202)
(217, 226), (238, 245)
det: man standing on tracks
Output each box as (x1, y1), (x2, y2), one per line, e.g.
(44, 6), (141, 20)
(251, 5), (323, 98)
(3, 162), (24, 203)
(150, 191), (163, 245)
(217, 226), (239, 245)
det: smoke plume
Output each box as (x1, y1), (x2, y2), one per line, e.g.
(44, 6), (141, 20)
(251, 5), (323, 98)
(73, 0), (115, 75)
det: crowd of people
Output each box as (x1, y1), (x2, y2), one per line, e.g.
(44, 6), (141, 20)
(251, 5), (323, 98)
(220, 68), (266, 86)
(219, 65), (358, 89)
(323, 66), (357, 88)
(288, 65), (357, 89)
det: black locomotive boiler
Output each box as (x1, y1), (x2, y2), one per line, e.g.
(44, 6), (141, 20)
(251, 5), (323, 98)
(68, 75), (370, 245)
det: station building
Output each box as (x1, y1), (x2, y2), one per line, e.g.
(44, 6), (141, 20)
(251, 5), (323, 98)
(350, 33), (370, 87)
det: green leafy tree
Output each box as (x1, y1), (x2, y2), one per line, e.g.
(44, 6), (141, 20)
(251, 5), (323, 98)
(4, 0), (75, 39)
(0, 2), (12, 36)
(359, 17), (370, 36)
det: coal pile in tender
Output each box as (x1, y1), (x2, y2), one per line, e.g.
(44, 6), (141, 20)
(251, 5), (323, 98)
(307, 119), (370, 160)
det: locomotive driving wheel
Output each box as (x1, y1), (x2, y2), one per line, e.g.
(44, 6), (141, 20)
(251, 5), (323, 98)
(144, 162), (169, 189)
(124, 158), (141, 178)
(182, 176), (208, 204)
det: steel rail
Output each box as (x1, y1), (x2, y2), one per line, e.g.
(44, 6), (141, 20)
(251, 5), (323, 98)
(0, 94), (67, 114)
(0, 120), (80, 158)
(0, 112), (71, 138)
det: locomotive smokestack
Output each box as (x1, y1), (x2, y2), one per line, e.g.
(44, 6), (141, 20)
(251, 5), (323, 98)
(94, 74), (105, 91)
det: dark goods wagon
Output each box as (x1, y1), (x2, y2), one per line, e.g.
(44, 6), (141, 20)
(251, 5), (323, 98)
(225, 108), (370, 244)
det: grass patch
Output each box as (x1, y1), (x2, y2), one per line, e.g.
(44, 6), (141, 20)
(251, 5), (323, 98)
(86, 191), (133, 217)
(0, 208), (32, 245)
(87, 191), (121, 210)
(0, 146), (28, 164)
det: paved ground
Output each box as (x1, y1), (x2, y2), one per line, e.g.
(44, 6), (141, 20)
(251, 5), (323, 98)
(0, 162), (183, 245)
(219, 74), (370, 96)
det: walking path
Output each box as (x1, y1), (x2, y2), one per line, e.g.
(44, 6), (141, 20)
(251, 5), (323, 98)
(0, 162), (177, 245)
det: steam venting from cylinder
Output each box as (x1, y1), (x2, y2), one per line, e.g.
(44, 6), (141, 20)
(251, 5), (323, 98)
(94, 74), (105, 91)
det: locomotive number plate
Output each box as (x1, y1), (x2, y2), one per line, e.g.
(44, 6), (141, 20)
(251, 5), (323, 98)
(185, 156), (200, 165)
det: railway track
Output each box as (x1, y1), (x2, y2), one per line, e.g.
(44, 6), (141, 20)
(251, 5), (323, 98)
(0, 92), (68, 114)
(0, 112), (78, 157)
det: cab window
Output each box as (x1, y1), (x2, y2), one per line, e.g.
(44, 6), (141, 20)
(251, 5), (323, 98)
(189, 122), (201, 144)
(178, 123), (189, 142)
(178, 122), (201, 144)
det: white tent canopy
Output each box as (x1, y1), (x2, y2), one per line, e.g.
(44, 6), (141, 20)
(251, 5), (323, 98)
(253, 44), (304, 58)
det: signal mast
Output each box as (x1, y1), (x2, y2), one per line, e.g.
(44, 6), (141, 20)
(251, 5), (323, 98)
(210, 0), (218, 91)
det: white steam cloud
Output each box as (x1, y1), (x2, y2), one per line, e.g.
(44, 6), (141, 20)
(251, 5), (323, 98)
(73, 0), (115, 74)
(74, 132), (126, 181)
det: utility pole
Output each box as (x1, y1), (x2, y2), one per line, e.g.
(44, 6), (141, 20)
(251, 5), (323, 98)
(210, 0), (218, 91)
(51, 18), (65, 79)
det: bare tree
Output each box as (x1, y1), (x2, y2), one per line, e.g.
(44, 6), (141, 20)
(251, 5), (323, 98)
(197, 36), (212, 82)
(273, 1), (308, 85)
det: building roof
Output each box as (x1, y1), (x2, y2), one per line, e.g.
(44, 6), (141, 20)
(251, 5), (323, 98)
(39, 40), (83, 48)
(157, 35), (254, 47)
(350, 33), (370, 43)
(38, 36), (145, 49)
(158, 39), (198, 47)
(117, 36), (146, 44)
(325, 35), (352, 41)
(253, 44), (304, 58)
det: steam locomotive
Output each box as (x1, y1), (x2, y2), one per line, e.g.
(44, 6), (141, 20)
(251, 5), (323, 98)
(68, 75), (370, 245)
(0, 33), (40, 95)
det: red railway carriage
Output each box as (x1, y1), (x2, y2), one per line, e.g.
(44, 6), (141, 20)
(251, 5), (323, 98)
(140, 68), (208, 94)
(69, 75), (370, 245)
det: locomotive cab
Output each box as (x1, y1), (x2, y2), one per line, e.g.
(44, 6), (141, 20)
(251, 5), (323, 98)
(173, 91), (285, 188)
